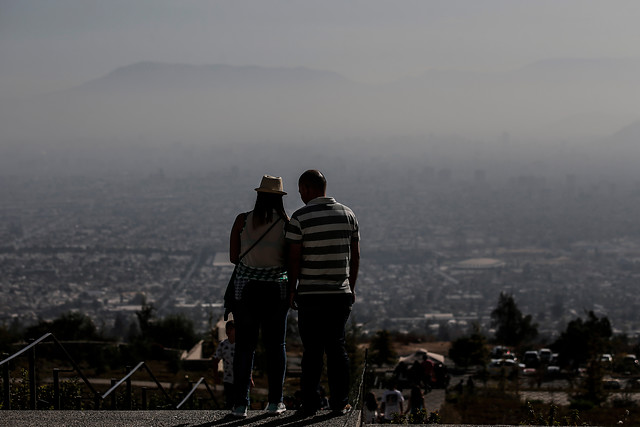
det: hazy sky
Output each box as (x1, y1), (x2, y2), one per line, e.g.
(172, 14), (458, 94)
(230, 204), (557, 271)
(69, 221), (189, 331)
(3, 0), (640, 99)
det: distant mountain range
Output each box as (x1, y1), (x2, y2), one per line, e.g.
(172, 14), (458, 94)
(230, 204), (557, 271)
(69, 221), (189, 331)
(71, 62), (354, 94)
(609, 118), (640, 146)
(3, 58), (640, 146)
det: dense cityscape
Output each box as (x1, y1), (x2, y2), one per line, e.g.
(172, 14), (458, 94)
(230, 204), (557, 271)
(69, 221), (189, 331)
(3, 150), (640, 347)
(5, 3), (640, 425)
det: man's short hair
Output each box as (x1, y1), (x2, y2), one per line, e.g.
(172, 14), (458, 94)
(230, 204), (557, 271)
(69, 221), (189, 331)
(299, 170), (327, 192)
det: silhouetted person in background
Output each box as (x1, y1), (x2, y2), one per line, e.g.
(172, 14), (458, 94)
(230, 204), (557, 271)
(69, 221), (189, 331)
(380, 380), (404, 423)
(362, 391), (380, 424)
(421, 354), (435, 389)
(405, 385), (426, 418)
(212, 320), (236, 409)
(466, 376), (475, 394)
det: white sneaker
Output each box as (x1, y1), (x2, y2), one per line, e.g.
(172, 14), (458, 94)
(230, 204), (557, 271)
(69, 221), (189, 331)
(266, 402), (287, 415)
(231, 405), (247, 418)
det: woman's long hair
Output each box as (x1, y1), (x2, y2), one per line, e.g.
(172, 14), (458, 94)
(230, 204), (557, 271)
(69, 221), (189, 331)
(252, 192), (288, 227)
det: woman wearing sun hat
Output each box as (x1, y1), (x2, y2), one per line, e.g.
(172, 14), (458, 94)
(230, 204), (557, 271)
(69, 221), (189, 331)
(228, 175), (289, 418)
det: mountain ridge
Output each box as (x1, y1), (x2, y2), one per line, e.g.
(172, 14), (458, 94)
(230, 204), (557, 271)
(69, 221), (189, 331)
(4, 57), (640, 144)
(71, 61), (356, 94)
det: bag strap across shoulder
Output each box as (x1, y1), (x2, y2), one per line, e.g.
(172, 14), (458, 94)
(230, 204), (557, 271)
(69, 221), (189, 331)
(237, 213), (282, 262)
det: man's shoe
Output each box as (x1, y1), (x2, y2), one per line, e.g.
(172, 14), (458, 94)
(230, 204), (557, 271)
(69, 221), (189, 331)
(332, 404), (352, 416)
(231, 405), (248, 418)
(266, 402), (287, 415)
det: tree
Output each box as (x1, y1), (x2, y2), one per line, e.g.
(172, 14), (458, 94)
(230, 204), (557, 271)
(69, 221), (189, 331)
(551, 311), (612, 368)
(551, 312), (612, 406)
(109, 313), (130, 341)
(135, 300), (155, 336)
(369, 329), (397, 366)
(0, 324), (18, 353)
(490, 292), (538, 347)
(134, 313), (198, 350)
(24, 312), (100, 341)
(131, 300), (199, 356)
(448, 327), (489, 368)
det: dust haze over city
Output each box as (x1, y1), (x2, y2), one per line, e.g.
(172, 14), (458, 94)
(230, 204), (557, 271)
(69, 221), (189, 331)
(2, 1), (640, 343)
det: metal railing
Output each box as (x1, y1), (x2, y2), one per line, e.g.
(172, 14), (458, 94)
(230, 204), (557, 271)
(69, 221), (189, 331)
(353, 348), (368, 427)
(2, 331), (365, 413)
(1, 333), (220, 410)
(99, 361), (175, 410)
(1, 333), (99, 409)
(176, 376), (218, 409)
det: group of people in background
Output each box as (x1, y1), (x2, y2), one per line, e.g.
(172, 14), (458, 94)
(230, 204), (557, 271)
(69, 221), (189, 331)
(213, 170), (360, 419)
(363, 382), (428, 424)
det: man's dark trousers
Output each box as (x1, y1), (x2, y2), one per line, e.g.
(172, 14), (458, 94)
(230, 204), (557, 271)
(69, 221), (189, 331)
(297, 293), (352, 411)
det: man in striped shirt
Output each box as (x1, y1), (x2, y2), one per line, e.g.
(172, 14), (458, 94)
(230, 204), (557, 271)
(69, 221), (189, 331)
(286, 169), (360, 417)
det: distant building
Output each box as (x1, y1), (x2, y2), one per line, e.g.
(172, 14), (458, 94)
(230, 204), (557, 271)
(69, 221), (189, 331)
(424, 313), (455, 321)
(212, 252), (233, 267)
(451, 258), (506, 270)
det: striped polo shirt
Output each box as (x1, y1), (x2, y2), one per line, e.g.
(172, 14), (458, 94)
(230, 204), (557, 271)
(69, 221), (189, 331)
(285, 196), (359, 295)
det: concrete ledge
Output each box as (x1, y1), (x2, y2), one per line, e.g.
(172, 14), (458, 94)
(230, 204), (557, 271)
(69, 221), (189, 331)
(0, 410), (361, 427)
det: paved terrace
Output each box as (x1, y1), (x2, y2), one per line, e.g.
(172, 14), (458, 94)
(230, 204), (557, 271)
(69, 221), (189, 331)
(0, 387), (449, 427)
(0, 409), (362, 427)
(0, 410), (504, 427)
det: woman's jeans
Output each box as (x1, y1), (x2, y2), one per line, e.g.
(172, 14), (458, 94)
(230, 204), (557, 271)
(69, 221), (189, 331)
(233, 280), (289, 407)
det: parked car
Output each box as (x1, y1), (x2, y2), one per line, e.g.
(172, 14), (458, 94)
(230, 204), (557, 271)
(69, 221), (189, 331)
(601, 353), (613, 364)
(538, 348), (552, 364)
(490, 345), (513, 359)
(545, 365), (562, 379)
(523, 351), (540, 368)
(623, 354), (639, 367)
(487, 358), (523, 376)
(602, 377), (622, 389)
